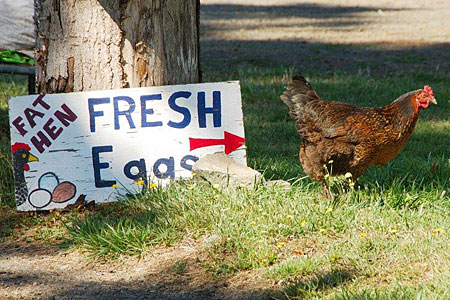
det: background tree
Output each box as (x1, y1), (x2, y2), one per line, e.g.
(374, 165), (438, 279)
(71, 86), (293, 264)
(35, 0), (200, 94)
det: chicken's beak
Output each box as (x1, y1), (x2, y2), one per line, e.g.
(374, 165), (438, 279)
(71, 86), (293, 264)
(28, 153), (39, 162)
(430, 97), (437, 105)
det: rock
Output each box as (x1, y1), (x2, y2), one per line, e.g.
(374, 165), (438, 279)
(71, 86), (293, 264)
(204, 234), (220, 244)
(266, 179), (291, 189)
(192, 153), (262, 189)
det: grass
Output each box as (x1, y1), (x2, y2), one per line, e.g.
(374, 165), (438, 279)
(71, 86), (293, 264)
(1, 67), (450, 299)
(0, 75), (23, 205)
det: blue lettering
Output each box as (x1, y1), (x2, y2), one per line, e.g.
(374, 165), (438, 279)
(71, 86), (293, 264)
(153, 157), (175, 179)
(124, 159), (147, 186)
(88, 98), (110, 133)
(180, 155), (199, 171)
(141, 94), (163, 128)
(167, 91), (191, 128)
(92, 146), (116, 188)
(197, 91), (221, 128)
(113, 96), (136, 130)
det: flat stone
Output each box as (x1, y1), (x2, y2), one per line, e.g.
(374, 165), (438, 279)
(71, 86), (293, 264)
(266, 179), (291, 189)
(192, 153), (262, 189)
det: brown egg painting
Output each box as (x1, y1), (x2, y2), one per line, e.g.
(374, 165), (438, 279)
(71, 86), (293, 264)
(52, 181), (77, 203)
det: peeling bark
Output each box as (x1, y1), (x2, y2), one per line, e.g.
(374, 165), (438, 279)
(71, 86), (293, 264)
(35, 0), (200, 94)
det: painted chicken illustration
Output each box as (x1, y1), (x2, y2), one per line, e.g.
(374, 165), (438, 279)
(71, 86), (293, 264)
(11, 142), (76, 208)
(11, 142), (39, 206)
(280, 75), (437, 197)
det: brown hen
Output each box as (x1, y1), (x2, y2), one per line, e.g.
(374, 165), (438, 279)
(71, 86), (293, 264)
(280, 75), (437, 197)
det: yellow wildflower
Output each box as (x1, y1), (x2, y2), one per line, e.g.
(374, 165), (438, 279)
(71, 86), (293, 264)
(434, 227), (443, 233)
(150, 182), (157, 189)
(390, 229), (398, 234)
(276, 241), (286, 248)
(330, 253), (341, 261)
(320, 228), (327, 233)
(136, 179), (144, 186)
(360, 232), (367, 238)
(325, 207), (333, 214)
(300, 219), (307, 227)
(112, 183), (118, 189)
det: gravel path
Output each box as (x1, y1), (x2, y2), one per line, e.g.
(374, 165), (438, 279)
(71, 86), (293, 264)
(2, 0), (450, 299)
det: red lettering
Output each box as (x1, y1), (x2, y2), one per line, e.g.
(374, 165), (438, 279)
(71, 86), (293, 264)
(43, 118), (62, 140)
(12, 116), (28, 136)
(54, 104), (78, 126)
(31, 131), (51, 153)
(32, 95), (50, 110)
(24, 108), (45, 128)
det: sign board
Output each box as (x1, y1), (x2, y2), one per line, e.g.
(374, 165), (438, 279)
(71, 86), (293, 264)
(9, 81), (246, 211)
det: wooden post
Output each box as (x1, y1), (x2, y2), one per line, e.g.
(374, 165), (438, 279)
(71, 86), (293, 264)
(35, 0), (201, 94)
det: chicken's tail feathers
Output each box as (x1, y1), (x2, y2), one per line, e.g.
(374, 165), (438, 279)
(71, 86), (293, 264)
(280, 75), (320, 109)
(280, 75), (327, 137)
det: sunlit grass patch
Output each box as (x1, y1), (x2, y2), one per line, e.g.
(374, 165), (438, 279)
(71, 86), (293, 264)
(1, 67), (450, 299)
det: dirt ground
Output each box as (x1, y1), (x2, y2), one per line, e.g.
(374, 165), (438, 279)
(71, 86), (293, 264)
(0, 238), (272, 300)
(2, 1), (450, 299)
(201, 0), (450, 72)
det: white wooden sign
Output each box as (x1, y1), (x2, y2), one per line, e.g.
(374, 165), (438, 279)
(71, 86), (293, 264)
(9, 81), (246, 211)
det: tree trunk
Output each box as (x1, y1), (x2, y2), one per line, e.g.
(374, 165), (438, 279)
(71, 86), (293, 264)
(35, 0), (200, 94)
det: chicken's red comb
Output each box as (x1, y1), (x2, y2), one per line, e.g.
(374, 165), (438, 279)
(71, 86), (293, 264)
(11, 142), (31, 153)
(424, 85), (434, 98)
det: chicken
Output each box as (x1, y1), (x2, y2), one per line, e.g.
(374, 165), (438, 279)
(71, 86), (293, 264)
(11, 142), (39, 206)
(11, 142), (76, 208)
(280, 75), (437, 197)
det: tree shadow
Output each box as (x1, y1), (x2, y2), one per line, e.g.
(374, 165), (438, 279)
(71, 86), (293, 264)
(201, 39), (450, 74)
(0, 256), (356, 299)
(0, 262), (273, 300)
(200, 2), (407, 36)
(275, 268), (355, 299)
(200, 2), (449, 74)
(326, 287), (415, 300)
(201, 3), (406, 20)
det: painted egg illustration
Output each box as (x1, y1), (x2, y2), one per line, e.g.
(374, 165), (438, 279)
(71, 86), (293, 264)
(52, 182), (76, 203)
(38, 172), (59, 192)
(28, 189), (52, 208)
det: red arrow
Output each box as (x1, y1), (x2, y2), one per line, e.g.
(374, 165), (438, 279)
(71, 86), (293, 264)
(189, 131), (245, 154)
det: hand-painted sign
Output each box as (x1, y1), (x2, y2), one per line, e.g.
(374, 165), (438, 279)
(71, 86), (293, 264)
(9, 81), (245, 211)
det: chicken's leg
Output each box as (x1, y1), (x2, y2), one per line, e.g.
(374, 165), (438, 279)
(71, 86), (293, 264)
(322, 181), (330, 199)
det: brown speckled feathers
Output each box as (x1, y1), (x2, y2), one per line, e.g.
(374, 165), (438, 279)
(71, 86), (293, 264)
(281, 75), (421, 183)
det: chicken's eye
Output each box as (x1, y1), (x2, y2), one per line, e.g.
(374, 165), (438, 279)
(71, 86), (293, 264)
(22, 153), (27, 158)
